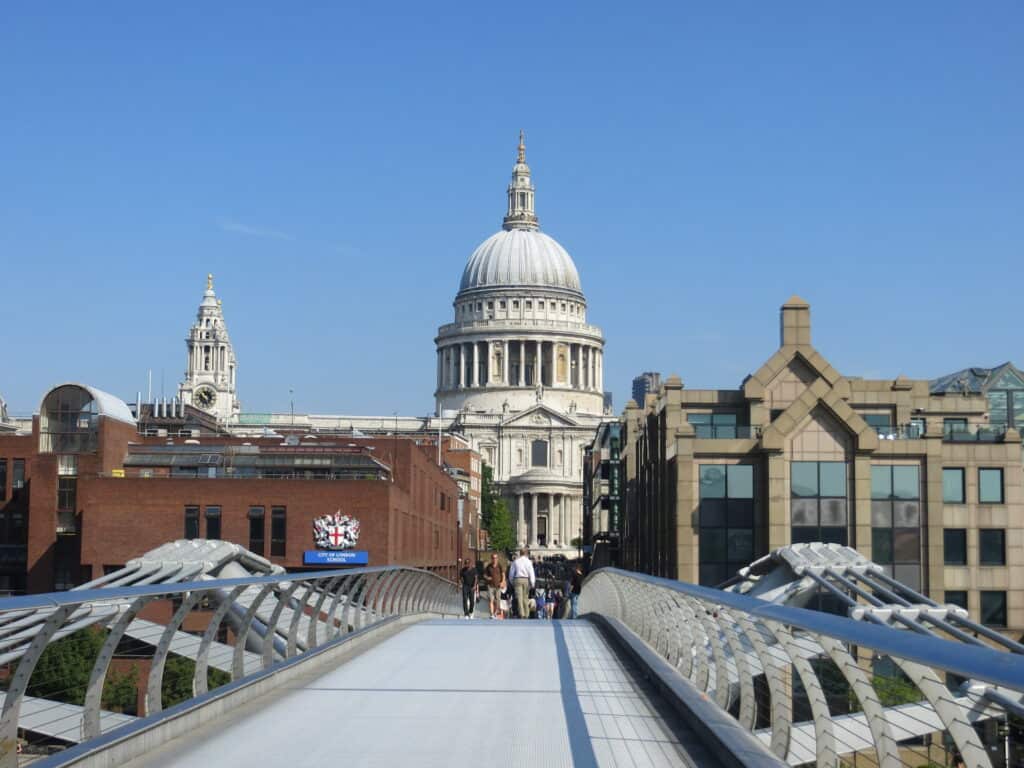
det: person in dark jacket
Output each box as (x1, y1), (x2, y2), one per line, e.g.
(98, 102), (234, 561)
(460, 561), (478, 619)
(569, 564), (584, 619)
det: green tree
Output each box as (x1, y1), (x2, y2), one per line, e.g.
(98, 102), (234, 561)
(487, 497), (516, 553)
(162, 655), (231, 709)
(480, 462), (498, 530)
(24, 628), (139, 712)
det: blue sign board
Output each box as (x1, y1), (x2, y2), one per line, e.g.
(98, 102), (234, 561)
(303, 550), (369, 566)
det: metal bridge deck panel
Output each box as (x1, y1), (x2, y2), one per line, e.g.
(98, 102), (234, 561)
(132, 620), (702, 767)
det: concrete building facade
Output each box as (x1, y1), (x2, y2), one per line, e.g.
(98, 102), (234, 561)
(614, 297), (1024, 637)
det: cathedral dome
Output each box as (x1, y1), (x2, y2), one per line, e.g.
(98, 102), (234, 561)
(458, 228), (582, 297)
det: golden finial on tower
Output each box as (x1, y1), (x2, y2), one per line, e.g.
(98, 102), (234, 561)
(207, 273), (213, 291)
(517, 129), (526, 163)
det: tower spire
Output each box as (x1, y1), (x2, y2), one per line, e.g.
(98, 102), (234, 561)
(503, 131), (539, 231)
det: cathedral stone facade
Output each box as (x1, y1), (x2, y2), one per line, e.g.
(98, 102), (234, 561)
(178, 275), (240, 422)
(435, 134), (607, 553)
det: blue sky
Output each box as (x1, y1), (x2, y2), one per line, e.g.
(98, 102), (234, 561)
(2, 3), (1022, 416)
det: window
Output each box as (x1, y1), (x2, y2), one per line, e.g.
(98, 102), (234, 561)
(12, 459), (24, 490)
(184, 506), (200, 539)
(499, 301), (506, 309)
(531, 440), (548, 468)
(979, 529), (1005, 565)
(205, 506), (221, 540)
(57, 478), (77, 511)
(870, 466), (921, 582)
(978, 468), (1003, 503)
(943, 529), (967, 565)
(538, 301), (544, 309)
(687, 412), (740, 439)
(980, 591), (1007, 627)
(943, 418), (967, 437)
(945, 591), (967, 610)
(862, 412), (892, 430)
(525, 301), (532, 310)
(0, 460), (5, 501)
(699, 465), (755, 587)
(271, 507), (286, 556)
(791, 461), (847, 546)
(512, 301), (519, 309)
(942, 468), (965, 503)
(248, 507), (265, 555)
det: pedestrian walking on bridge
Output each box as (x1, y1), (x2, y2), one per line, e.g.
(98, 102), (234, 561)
(484, 553), (505, 618)
(508, 548), (535, 619)
(460, 560), (478, 619)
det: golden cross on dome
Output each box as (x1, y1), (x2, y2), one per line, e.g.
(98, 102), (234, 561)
(207, 273), (213, 291)
(517, 129), (526, 163)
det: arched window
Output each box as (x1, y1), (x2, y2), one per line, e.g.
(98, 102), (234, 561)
(531, 440), (548, 468)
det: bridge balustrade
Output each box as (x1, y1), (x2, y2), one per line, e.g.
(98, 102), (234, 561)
(0, 566), (459, 766)
(581, 568), (1024, 768)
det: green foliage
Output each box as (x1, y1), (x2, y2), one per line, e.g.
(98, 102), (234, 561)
(872, 670), (923, 707)
(480, 463), (497, 530)
(24, 628), (138, 712)
(486, 498), (516, 553)
(161, 655), (231, 709)
(570, 537), (583, 548)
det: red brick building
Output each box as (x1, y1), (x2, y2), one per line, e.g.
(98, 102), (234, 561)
(0, 384), (477, 594)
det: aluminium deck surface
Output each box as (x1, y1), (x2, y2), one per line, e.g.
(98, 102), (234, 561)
(134, 619), (711, 767)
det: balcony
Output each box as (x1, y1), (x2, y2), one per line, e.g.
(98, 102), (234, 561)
(693, 425), (759, 439)
(873, 424), (925, 440)
(943, 426), (1006, 443)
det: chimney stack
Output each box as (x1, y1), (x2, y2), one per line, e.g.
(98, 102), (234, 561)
(780, 295), (811, 347)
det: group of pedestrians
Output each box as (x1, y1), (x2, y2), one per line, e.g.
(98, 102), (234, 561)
(457, 549), (583, 620)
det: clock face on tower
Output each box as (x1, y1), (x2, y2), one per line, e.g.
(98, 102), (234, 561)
(195, 387), (217, 409)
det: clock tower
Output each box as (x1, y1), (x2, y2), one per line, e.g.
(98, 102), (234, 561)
(178, 274), (240, 422)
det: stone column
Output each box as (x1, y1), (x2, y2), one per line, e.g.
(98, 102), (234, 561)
(530, 493), (539, 548)
(596, 349), (602, 391)
(518, 340), (525, 386)
(575, 344), (582, 389)
(436, 350), (442, 390)
(517, 493), (526, 547)
(557, 494), (565, 548)
(472, 342), (479, 387)
(448, 347), (456, 390)
(536, 340), (543, 386)
(502, 340), (510, 384)
(458, 345), (465, 388)
(589, 347), (596, 390)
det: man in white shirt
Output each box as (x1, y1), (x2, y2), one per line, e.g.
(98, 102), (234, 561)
(508, 548), (536, 619)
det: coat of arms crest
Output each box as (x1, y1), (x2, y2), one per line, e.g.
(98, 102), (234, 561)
(313, 511), (361, 550)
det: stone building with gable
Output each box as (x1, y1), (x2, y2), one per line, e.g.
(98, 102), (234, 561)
(616, 296), (1024, 637)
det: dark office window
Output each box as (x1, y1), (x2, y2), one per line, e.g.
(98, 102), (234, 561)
(979, 529), (1005, 566)
(57, 478), (77, 511)
(945, 591), (967, 610)
(862, 413), (892, 430)
(688, 412), (740, 438)
(943, 418), (967, 437)
(205, 506), (222, 540)
(0, 460), (6, 501)
(944, 529), (967, 565)
(184, 506), (200, 539)
(248, 507), (265, 555)
(699, 464), (755, 586)
(942, 468), (965, 503)
(979, 468), (1004, 503)
(791, 461), (847, 546)
(531, 440), (548, 468)
(980, 591), (1007, 627)
(12, 460), (24, 491)
(271, 507), (286, 557)
(869, 466), (921, 588)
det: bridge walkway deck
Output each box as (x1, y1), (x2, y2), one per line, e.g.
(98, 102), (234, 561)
(128, 619), (717, 768)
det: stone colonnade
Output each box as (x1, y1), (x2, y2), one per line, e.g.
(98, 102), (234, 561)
(437, 339), (603, 392)
(510, 491), (579, 550)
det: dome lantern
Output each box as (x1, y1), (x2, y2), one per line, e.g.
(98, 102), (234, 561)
(503, 130), (539, 232)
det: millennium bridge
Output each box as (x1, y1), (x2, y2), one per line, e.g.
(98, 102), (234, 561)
(0, 541), (1020, 767)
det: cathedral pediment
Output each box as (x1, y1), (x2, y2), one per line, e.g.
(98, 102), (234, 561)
(500, 403), (580, 428)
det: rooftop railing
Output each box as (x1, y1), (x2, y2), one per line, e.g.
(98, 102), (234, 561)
(693, 425), (760, 439)
(873, 424), (926, 440)
(943, 426), (1007, 443)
